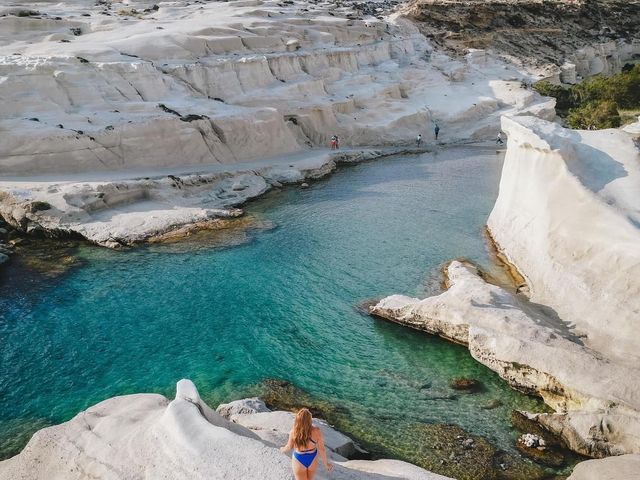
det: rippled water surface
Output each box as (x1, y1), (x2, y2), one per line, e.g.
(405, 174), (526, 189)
(1, 148), (561, 476)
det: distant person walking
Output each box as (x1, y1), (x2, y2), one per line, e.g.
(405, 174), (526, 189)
(281, 408), (333, 480)
(434, 124), (440, 140)
(416, 134), (422, 147)
(330, 135), (338, 150)
(496, 132), (504, 145)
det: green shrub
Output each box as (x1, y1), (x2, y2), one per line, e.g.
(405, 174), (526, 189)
(533, 81), (575, 112)
(534, 65), (640, 129)
(567, 100), (621, 130)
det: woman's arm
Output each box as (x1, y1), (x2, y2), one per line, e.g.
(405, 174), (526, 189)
(315, 428), (333, 471)
(280, 431), (294, 453)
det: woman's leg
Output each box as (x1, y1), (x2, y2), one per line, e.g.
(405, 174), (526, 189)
(292, 457), (307, 480)
(306, 457), (319, 480)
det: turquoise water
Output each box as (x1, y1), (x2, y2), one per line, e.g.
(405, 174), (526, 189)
(0, 148), (552, 474)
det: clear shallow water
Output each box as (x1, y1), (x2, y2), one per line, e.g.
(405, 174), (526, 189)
(0, 148), (556, 476)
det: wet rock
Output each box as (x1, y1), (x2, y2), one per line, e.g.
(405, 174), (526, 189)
(0, 253), (8, 265)
(511, 411), (563, 448)
(354, 298), (379, 314)
(259, 379), (350, 421)
(481, 399), (503, 410)
(300, 182), (309, 188)
(516, 434), (564, 467)
(400, 423), (546, 480)
(449, 377), (481, 392)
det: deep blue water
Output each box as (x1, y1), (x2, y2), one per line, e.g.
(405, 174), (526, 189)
(0, 147), (552, 474)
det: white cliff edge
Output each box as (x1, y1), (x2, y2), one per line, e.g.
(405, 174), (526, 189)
(488, 115), (640, 362)
(0, 379), (452, 480)
(371, 115), (640, 472)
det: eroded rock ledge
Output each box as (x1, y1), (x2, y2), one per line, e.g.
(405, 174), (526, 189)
(0, 380), (452, 480)
(0, 149), (391, 248)
(371, 260), (640, 459)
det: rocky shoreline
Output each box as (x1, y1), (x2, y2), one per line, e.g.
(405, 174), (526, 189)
(0, 147), (431, 249)
(370, 113), (640, 476)
(2, 0), (640, 478)
(0, 380), (453, 480)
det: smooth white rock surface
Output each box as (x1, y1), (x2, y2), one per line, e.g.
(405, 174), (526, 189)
(0, 380), (453, 480)
(488, 115), (640, 363)
(567, 454), (640, 480)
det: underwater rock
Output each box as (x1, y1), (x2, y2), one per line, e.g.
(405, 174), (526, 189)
(481, 399), (503, 410)
(516, 434), (564, 467)
(449, 377), (481, 392)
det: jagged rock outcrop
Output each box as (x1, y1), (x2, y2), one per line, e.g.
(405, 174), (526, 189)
(0, 380), (453, 480)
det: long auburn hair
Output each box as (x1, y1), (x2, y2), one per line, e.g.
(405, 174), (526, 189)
(292, 408), (313, 449)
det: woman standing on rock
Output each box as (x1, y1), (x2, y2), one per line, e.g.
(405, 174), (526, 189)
(281, 408), (333, 479)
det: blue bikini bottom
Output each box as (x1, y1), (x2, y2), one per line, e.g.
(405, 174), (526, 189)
(293, 449), (318, 469)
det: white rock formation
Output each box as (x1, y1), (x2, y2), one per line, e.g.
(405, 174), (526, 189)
(0, 0), (554, 245)
(371, 260), (640, 458)
(0, 0), (542, 177)
(371, 114), (640, 463)
(0, 380), (452, 480)
(0, 149), (385, 247)
(217, 399), (358, 458)
(567, 454), (640, 480)
(563, 40), (640, 82)
(488, 115), (640, 363)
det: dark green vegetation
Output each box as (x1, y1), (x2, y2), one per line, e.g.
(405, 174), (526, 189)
(534, 65), (640, 129)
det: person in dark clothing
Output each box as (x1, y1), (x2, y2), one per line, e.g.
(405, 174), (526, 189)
(434, 124), (440, 140)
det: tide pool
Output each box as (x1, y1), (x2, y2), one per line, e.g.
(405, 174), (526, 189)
(0, 147), (561, 477)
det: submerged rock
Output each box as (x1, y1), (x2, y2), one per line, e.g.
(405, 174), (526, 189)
(481, 399), (503, 410)
(354, 298), (379, 315)
(394, 423), (546, 480)
(449, 377), (481, 392)
(516, 434), (564, 468)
